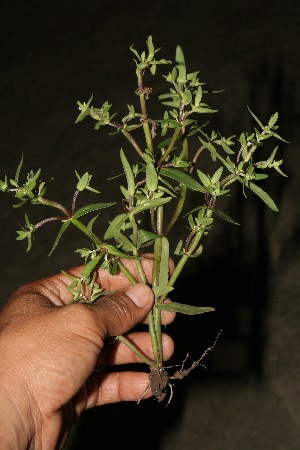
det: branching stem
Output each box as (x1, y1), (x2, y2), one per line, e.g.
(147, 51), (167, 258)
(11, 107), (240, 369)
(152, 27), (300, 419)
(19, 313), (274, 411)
(137, 74), (154, 154)
(116, 335), (155, 366)
(158, 127), (181, 166)
(36, 196), (71, 218)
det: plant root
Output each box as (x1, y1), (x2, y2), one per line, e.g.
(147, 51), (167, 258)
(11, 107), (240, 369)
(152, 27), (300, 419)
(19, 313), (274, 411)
(138, 330), (222, 405)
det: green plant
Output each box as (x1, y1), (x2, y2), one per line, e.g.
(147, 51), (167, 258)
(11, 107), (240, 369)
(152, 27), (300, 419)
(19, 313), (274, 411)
(0, 36), (287, 402)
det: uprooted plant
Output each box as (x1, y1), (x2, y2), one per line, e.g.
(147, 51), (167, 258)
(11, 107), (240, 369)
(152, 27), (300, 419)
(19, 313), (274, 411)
(0, 36), (288, 402)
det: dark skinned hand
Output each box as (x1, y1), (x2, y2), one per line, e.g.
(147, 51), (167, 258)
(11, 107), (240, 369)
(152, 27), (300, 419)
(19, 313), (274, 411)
(0, 256), (175, 449)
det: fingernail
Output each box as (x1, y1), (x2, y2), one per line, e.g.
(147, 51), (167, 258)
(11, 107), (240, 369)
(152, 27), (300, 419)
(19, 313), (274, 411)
(126, 284), (151, 308)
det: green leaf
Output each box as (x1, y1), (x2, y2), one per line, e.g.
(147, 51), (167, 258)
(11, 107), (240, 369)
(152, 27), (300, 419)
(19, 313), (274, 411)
(268, 112), (278, 127)
(213, 209), (240, 225)
(220, 140), (235, 155)
(193, 107), (217, 114)
(130, 197), (172, 215)
(273, 162), (288, 177)
(175, 45), (186, 83)
(160, 100), (181, 108)
(160, 168), (205, 192)
(0, 175), (8, 192)
(254, 173), (268, 181)
(190, 244), (203, 258)
(147, 35), (155, 60)
(130, 44), (142, 62)
(249, 182), (279, 212)
(75, 95), (93, 123)
(105, 244), (142, 260)
(81, 255), (101, 279)
(153, 286), (174, 298)
(247, 107), (264, 130)
(155, 302), (215, 315)
(136, 229), (160, 249)
(76, 171), (89, 191)
(194, 86), (203, 107)
(197, 169), (211, 187)
(146, 162), (158, 192)
(181, 89), (192, 105)
(174, 239), (183, 255)
(120, 149), (135, 197)
(15, 154), (24, 184)
(159, 237), (169, 287)
(211, 167), (224, 184)
(49, 221), (71, 255)
(73, 202), (116, 219)
(87, 214), (100, 233)
(158, 135), (180, 148)
(75, 171), (100, 193)
(104, 214), (127, 240)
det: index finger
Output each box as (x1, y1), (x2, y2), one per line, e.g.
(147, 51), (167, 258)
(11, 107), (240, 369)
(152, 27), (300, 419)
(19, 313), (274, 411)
(67, 253), (174, 292)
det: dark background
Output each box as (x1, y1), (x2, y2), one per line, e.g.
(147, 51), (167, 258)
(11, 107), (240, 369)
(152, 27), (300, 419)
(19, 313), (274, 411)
(0, 1), (299, 449)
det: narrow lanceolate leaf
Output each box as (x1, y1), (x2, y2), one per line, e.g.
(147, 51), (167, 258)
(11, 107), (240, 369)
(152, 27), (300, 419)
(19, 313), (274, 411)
(159, 237), (169, 287)
(104, 214), (127, 240)
(49, 221), (71, 256)
(105, 245), (142, 260)
(120, 148), (135, 196)
(130, 197), (172, 215)
(136, 229), (160, 249)
(160, 168), (205, 192)
(214, 209), (240, 225)
(197, 169), (211, 187)
(193, 106), (218, 114)
(155, 302), (215, 315)
(158, 136), (179, 149)
(247, 107), (264, 130)
(147, 35), (155, 59)
(194, 86), (203, 107)
(87, 214), (99, 233)
(111, 232), (136, 253)
(153, 286), (174, 299)
(146, 162), (158, 192)
(174, 239), (183, 255)
(15, 154), (24, 184)
(268, 112), (278, 127)
(249, 182), (279, 212)
(211, 167), (224, 184)
(73, 202), (116, 219)
(81, 255), (101, 279)
(175, 45), (186, 83)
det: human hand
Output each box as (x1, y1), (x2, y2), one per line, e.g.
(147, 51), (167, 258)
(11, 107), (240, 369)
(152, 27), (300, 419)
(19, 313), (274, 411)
(0, 256), (175, 449)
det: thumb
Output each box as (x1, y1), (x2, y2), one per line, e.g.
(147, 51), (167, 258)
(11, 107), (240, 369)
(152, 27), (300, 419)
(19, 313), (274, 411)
(93, 283), (154, 338)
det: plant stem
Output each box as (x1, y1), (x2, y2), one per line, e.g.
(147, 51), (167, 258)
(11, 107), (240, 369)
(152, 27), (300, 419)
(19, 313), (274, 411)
(137, 74), (154, 154)
(71, 218), (103, 247)
(118, 255), (159, 365)
(147, 308), (160, 365)
(164, 136), (189, 236)
(121, 128), (145, 160)
(116, 335), (155, 366)
(158, 127), (181, 166)
(165, 185), (187, 236)
(151, 205), (164, 365)
(161, 209), (213, 303)
(37, 196), (71, 218)
(118, 261), (138, 284)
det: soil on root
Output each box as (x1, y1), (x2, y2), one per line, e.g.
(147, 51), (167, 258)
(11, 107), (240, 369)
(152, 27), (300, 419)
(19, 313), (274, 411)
(144, 331), (221, 405)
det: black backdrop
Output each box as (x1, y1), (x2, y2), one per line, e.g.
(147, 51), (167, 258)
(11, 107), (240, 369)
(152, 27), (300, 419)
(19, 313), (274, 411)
(1, 1), (300, 449)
